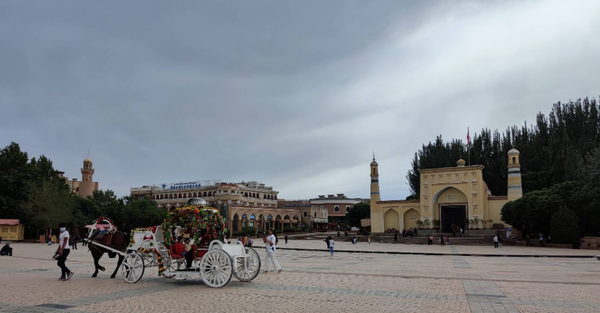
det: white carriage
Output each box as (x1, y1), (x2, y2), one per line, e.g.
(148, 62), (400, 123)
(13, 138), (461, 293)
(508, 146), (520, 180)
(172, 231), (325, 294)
(120, 202), (261, 287)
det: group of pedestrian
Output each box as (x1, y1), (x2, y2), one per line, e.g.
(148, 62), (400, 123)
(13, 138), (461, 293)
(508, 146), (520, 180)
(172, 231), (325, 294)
(450, 223), (463, 237)
(493, 235), (503, 248)
(402, 228), (418, 237)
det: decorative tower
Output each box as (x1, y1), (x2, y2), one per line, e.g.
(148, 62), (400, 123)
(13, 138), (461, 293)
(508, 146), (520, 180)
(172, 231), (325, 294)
(81, 157), (94, 182)
(370, 153), (380, 202)
(77, 156), (98, 197)
(507, 148), (523, 201)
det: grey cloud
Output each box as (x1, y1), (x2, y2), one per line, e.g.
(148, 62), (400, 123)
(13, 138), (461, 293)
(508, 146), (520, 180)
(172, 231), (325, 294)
(1, 0), (599, 200)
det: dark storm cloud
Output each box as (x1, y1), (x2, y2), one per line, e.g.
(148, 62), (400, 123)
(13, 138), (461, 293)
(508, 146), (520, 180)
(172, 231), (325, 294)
(1, 0), (599, 200)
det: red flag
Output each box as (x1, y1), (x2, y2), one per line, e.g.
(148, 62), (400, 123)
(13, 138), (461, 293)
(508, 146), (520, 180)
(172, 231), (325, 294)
(467, 128), (470, 145)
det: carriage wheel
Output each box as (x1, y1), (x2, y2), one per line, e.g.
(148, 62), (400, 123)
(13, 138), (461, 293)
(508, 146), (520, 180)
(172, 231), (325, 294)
(233, 247), (261, 282)
(121, 252), (144, 284)
(162, 255), (178, 279)
(199, 249), (232, 288)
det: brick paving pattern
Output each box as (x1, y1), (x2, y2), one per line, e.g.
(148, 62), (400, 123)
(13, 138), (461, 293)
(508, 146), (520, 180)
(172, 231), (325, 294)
(0, 241), (599, 312)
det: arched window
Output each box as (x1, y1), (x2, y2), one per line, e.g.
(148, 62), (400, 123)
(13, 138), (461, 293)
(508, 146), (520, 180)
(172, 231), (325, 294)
(244, 192), (248, 197)
(179, 193), (183, 198)
(345, 206), (350, 213)
(249, 214), (256, 227)
(169, 194), (173, 199)
(313, 212), (317, 217)
(512, 157), (516, 164)
(334, 206), (339, 212)
(193, 192), (197, 197)
(303, 211), (308, 217)
(203, 192), (207, 197)
(188, 193), (192, 198)
(263, 194), (266, 199)
(160, 195), (164, 199)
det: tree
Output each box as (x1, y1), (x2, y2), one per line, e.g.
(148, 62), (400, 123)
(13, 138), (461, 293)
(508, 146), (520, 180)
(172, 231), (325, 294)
(347, 203), (370, 228)
(550, 207), (580, 244)
(23, 180), (73, 230)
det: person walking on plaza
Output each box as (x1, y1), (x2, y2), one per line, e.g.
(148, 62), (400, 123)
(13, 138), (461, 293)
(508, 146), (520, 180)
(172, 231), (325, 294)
(394, 231), (398, 242)
(325, 236), (330, 249)
(440, 235), (445, 246)
(56, 223), (74, 281)
(493, 235), (498, 248)
(427, 234), (433, 245)
(263, 229), (282, 273)
(368, 234), (371, 244)
(329, 238), (335, 257)
(498, 236), (503, 248)
(539, 235), (544, 247)
(285, 235), (288, 244)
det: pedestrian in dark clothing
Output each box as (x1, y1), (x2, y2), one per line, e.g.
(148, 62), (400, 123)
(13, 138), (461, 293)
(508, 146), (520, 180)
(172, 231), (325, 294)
(0, 243), (12, 256)
(325, 236), (330, 249)
(337, 231), (340, 237)
(394, 231), (398, 242)
(285, 235), (288, 244)
(440, 235), (445, 246)
(414, 228), (418, 237)
(539, 236), (544, 247)
(498, 236), (503, 248)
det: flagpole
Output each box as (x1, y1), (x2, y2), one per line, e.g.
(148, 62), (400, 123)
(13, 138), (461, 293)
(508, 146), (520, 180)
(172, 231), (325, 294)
(467, 127), (470, 166)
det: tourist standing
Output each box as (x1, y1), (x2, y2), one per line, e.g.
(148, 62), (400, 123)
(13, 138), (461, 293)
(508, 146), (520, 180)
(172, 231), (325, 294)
(440, 235), (445, 246)
(493, 235), (498, 248)
(427, 234), (432, 245)
(498, 236), (503, 248)
(263, 229), (282, 273)
(285, 235), (288, 244)
(56, 223), (74, 281)
(459, 228), (463, 237)
(325, 236), (330, 249)
(368, 234), (371, 244)
(394, 231), (398, 242)
(329, 238), (335, 257)
(539, 235), (544, 247)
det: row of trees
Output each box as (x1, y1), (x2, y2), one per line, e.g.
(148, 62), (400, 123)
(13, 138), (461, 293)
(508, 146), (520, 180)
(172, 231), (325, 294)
(0, 142), (166, 238)
(406, 97), (600, 242)
(407, 97), (600, 197)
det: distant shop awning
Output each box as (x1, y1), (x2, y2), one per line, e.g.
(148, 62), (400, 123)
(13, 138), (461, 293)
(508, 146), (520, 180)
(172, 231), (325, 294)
(313, 218), (328, 224)
(0, 219), (20, 226)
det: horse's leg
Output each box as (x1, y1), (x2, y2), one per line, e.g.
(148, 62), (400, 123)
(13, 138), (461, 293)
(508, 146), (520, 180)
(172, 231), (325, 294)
(110, 254), (124, 278)
(91, 249), (100, 277)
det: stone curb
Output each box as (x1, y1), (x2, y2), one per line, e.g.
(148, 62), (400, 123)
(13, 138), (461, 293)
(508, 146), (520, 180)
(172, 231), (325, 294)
(277, 247), (596, 258)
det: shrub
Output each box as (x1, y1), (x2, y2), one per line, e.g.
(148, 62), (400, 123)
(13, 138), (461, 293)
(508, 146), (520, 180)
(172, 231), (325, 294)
(241, 227), (256, 235)
(550, 207), (580, 244)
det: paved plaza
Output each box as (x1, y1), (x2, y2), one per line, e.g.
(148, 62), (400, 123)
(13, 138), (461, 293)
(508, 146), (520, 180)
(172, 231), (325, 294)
(1, 241), (599, 313)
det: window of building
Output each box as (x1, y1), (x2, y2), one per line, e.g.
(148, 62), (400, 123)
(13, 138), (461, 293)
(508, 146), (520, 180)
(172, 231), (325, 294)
(334, 206), (339, 212)
(313, 212), (317, 217)
(303, 211), (308, 217)
(345, 206), (350, 213)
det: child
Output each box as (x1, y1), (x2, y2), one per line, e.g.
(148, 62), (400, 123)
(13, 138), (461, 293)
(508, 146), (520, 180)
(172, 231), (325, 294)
(329, 239), (335, 257)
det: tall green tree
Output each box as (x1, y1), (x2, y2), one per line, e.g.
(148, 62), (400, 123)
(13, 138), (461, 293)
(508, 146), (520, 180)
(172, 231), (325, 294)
(347, 203), (370, 228)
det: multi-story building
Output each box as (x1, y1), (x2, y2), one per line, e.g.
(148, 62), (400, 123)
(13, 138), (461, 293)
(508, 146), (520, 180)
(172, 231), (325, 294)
(309, 194), (366, 222)
(58, 157), (99, 197)
(131, 180), (279, 211)
(278, 199), (329, 231)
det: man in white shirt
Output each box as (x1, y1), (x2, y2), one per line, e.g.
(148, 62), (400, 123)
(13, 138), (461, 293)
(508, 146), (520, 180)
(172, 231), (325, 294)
(263, 229), (282, 273)
(493, 235), (498, 248)
(56, 223), (74, 281)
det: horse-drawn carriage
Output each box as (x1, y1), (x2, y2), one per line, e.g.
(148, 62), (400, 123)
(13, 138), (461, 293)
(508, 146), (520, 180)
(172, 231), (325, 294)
(82, 199), (260, 288)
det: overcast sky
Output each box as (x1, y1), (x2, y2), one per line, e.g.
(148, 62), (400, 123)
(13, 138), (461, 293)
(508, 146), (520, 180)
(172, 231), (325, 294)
(1, 0), (599, 200)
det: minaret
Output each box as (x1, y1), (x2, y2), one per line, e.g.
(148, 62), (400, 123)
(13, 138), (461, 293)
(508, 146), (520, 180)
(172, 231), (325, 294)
(82, 157), (94, 182)
(507, 148), (523, 201)
(370, 153), (380, 203)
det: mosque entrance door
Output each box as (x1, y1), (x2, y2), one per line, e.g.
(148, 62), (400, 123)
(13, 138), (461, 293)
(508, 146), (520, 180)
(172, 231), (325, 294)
(441, 205), (466, 233)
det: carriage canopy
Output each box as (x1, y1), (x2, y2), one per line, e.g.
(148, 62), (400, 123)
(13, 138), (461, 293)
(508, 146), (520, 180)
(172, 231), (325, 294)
(161, 204), (227, 248)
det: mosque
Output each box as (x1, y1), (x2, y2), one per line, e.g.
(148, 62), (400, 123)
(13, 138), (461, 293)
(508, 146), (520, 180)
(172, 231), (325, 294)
(369, 149), (522, 233)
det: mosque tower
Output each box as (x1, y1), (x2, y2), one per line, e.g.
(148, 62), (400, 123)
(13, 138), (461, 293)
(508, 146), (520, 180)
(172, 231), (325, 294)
(78, 155), (98, 197)
(507, 149), (523, 201)
(370, 153), (380, 203)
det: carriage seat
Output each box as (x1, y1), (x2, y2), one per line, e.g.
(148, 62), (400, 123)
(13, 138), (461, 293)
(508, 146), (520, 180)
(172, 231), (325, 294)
(170, 243), (185, 259)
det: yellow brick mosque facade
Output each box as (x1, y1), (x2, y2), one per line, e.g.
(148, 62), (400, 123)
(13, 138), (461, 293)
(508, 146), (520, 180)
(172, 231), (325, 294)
(370, 149), (522, 233)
